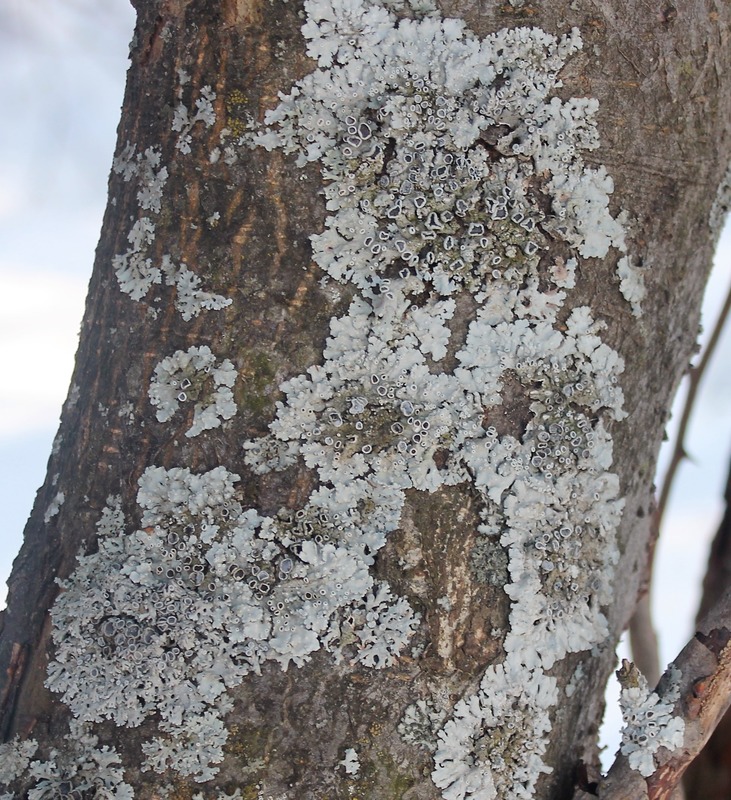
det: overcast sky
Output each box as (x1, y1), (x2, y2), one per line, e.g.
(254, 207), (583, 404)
(1, 0), (729, 766)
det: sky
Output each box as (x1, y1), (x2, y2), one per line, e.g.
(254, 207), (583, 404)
(0, 0), (729, 767)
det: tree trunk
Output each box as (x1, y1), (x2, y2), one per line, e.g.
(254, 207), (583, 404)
(1, 1), (730, 798)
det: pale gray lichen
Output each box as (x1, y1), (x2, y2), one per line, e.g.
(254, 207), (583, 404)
(43, 491), (65, 524)
(141, 712), (229, 783)
(67, 383), (81, 409)
(244, 320), (482, 492)
(113, 144), (169, 214)
(618, 663), (685, 777)
(161, 255), (233, 321)
(117, 401), (136, 421)
(617, 255), (645, 318)
(257, 1), (635, 304)
(96, 494), (124, 537)
(565, 662), (585, 698)
(433, 654), (557, 800)
(111, 92), (230, 318)
(0, 737), (38, 785)
(149, 345), (238, 437)
(346, 584), (420, 667)
(1, 721), (132, 800)
(250, 2), (632, 796)
(48, 0), (638, 790)
(172, 85), (217, 155)
(469, 535), (509, 587)
(112, 228), (231, 319)
(339, 747), (360, 776)
(113, 217), (160, 300)
(47, 467), (419, 781)
(398, 698), (446, 753)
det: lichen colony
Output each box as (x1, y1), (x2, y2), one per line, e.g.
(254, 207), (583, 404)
(1, 1), (687, 798)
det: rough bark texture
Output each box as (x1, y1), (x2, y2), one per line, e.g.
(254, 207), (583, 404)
(1, 1), (730, 799)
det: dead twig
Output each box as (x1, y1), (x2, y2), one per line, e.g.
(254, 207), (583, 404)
(656, 279), (731, 531)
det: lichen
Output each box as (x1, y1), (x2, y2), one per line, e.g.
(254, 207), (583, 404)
(46, 0), (638, 791)
(340, 747), (361, 775)
(617, 255), (646, 318)
(433, 655), (557, 800)
(249, 3), (630, 794)
(247, 2), (641, 800)
(149, 345), (238, 437)
(0, 737), (38, 785)
(47, 466), (419, 780)
(398, 698), (446, 753)
(173, 85), (217, 155)
(113, 143), (169, 214)
(0, 722), (132, 800)
(111, 82), (230, 318)
(617, 660), (685, 777)
(43, 491), (65, 524)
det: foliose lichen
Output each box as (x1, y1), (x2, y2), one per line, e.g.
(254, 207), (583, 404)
(149, 345), (238, 437)
(43, 491), (65, 524)
(0, 722), (132, 800)
(617, 660), (685, 777)
(111, 82), (230, 319)
(340, 747), (361, 776)
(249, 1), (631, 795)
(172, 84), (217, 155)
(433, 654), (557, 800)
(46, 466), (419, 781)
(0, 737), (38, 786)
(40, 0), (641, 793)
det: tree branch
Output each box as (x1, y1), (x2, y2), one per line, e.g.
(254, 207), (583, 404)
(599, 588), (731, 800)
(630, 594), (661, 686)
(682, 444), (731, 796)
(629, 277), (731, 679)
(656, 279), (731, 530)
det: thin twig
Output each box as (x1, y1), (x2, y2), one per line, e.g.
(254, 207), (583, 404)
(630, 594), (661, 686)
(628, 275), (731, 681)
(656, 279), (731, 530)
(630, 276), (731, 685)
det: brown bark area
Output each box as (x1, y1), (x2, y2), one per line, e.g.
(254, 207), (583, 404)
(0, 0), (730, 798)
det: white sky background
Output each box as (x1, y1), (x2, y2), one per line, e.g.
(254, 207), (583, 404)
(0, 0), (729, 769)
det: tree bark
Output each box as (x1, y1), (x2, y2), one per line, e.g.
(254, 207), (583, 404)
(1, 1), (730, 799)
